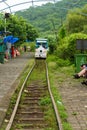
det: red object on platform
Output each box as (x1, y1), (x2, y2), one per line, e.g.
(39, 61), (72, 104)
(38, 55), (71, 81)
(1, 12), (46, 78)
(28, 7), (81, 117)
(11, 46), (15, 58)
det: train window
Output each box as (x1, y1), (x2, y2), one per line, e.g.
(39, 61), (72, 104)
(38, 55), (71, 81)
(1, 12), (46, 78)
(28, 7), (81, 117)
(36, 42), (41, 48)
(42, 43), (46, 48)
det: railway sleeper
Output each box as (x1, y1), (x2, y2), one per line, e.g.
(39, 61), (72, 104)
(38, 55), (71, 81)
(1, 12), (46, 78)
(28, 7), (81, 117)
(17, 110), (43, 114)
(15, 112), (44, 118)
(21, 99), (40, 104)
(27, 87), (47, 90)
(15, 127), (48, 129)
(27, 90), (45, 94)
(26, 91), (46, 94)
(23, 97), (41, 100)
(18, 107), (42, 112)
(13, 123), (48, 129)
(25, 94), (46, 97)
(14, 119), (47, 126)
(20, 102), (40, 106)
(14, 119), (46, 123)
(17, 111), (43, 114)
(18, 105), (42, 110)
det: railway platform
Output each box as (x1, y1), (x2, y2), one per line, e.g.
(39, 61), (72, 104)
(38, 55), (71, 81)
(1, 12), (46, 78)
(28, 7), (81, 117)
(59, 78), (87, 130)
(0, 52), (33, 128)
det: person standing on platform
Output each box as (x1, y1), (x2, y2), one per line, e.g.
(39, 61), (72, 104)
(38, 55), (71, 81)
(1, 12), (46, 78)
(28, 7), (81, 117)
(6, 40), (11, 59)
(24, 45), (27, 52)
(0, 35), (6, 63)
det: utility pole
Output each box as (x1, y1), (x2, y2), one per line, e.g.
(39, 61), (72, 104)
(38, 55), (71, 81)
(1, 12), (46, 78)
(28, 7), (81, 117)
(4, 12), (10, 37)
(31, 0), (34, 7)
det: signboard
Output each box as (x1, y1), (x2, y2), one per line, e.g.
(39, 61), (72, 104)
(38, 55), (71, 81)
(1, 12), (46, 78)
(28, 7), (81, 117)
(76, 39), (87, 50)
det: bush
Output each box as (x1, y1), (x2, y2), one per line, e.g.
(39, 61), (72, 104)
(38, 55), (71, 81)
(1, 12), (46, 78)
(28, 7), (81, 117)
(48, 43), (57, 54)
(56, 58), (71, 67)
(55, 33), (87, 63)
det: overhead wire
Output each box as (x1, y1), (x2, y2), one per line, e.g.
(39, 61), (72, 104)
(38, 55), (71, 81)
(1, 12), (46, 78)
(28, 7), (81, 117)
(0, 0), (55, 12)
(0, 0), (87, 16)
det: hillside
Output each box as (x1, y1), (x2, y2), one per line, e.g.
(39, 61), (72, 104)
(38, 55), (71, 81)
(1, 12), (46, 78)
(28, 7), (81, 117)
(16, 0), (87, 36)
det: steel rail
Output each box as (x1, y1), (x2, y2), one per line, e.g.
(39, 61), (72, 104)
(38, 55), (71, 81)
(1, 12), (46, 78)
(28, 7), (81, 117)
(46, 62), (63, 130)
(5, 62), (35, 130)
(5, 60), (63, 130)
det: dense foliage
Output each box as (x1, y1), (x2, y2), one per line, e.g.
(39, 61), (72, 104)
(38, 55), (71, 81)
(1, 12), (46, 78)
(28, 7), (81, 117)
(56, 33), (87, 63)
(16, 0), (87, 36)
(66, 5), (87, 34)
(0, 14), (38, 45)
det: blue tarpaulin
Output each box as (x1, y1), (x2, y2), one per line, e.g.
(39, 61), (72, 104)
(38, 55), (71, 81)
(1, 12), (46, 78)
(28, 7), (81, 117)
(4, 35), (19, 44)
(4, 35), (13, 43)
(10, 37), (19, 44)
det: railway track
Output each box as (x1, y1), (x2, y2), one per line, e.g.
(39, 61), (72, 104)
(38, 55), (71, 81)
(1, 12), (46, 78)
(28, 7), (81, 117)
(5, 59), (63, 130)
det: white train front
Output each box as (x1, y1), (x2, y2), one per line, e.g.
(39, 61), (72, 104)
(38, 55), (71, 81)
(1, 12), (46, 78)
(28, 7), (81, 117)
(35, 38), (48, 59)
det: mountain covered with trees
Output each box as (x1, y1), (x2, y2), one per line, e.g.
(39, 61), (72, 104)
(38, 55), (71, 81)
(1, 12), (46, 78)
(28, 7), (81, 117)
(16, 0), (87, 36)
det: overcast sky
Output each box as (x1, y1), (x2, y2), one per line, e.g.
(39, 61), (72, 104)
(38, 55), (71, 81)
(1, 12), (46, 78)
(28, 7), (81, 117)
(0, 0), (61, 13)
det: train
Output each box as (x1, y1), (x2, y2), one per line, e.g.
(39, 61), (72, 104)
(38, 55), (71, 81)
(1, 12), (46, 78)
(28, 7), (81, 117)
(35, 38), (49, 59)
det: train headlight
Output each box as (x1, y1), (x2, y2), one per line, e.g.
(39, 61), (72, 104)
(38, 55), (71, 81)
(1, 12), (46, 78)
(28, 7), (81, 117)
(40, 50), (42, 52)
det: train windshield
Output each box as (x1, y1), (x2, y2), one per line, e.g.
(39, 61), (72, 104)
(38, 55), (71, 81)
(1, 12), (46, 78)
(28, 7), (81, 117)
(42, 43), (48, 49)
(36, 39), (48, 49)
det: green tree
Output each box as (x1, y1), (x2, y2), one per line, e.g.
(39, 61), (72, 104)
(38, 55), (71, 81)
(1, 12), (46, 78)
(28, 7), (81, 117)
(59, 26), (66, 38)
(7, 15), (27, 41)
(7, 15), (38, 42)
(26, 23), (38, 41)
(0, 14), (38, 45)
(66, 5), (87, 34)
(56, 33), (87, 62)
